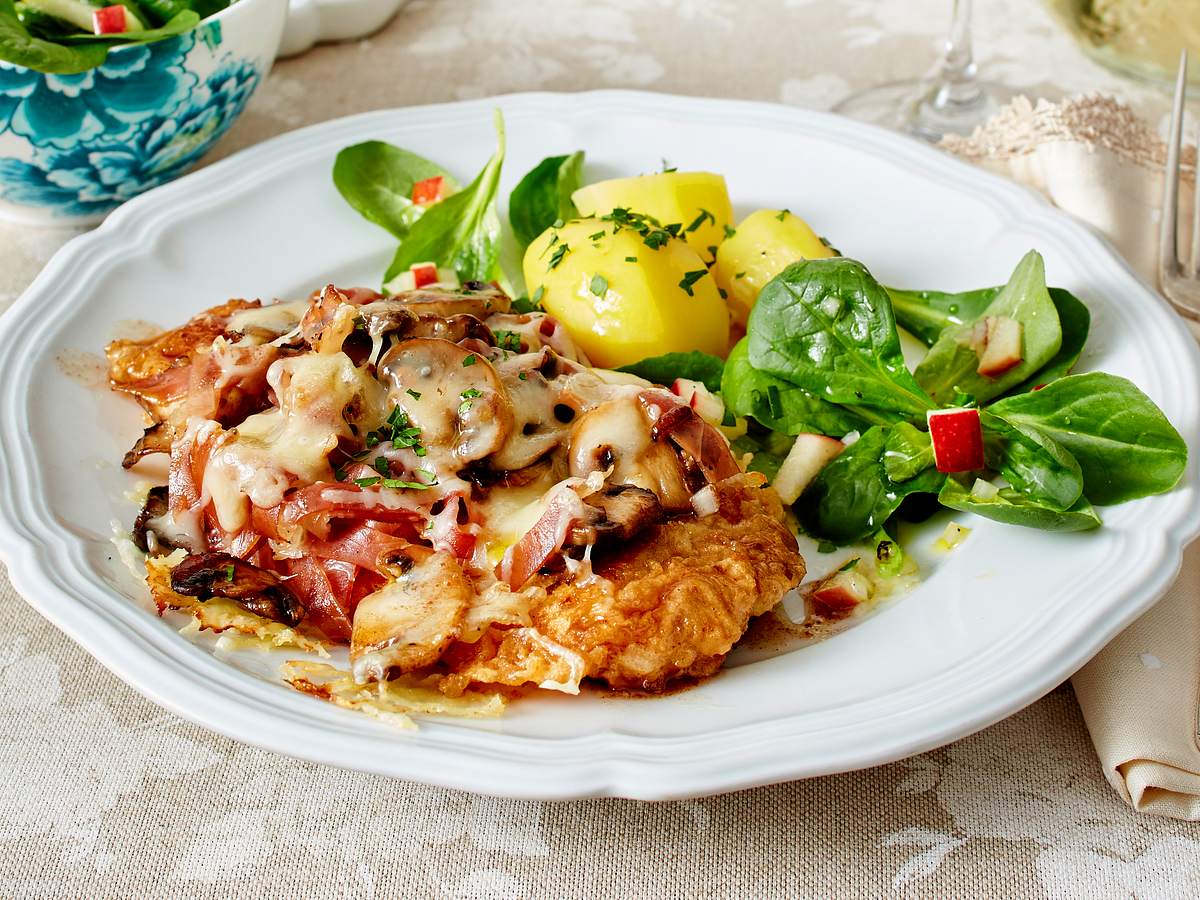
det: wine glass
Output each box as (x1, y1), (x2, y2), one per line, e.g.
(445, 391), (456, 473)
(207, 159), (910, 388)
(834, 0), (1015, 142)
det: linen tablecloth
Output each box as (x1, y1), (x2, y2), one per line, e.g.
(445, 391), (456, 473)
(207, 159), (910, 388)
(2, 1), (1198, 896)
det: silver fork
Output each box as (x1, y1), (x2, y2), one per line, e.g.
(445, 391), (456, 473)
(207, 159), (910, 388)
(1160, 50), (1200, 320)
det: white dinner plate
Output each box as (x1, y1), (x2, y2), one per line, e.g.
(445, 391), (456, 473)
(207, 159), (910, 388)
(0, 92), (1197, 800)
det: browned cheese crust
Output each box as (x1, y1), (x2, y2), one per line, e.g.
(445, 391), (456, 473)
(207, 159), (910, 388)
(530, 473), (806, 691)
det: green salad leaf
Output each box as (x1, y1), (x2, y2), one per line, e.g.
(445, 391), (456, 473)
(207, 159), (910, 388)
(618, 350), (724, 392)
(939, 477), (1102, 532)
(882, 422), (934, 482)
(797, 426), (945, 544)
(980, 411), (1084, 511)
(721, 338), (882, 437)
(383, 111), (507, 288)
(333, 141), (454, 240)
(0, 0), (105, 72)
(886, 285), (995, 346)
(914, 251), (1063, 404)
(889, 281), (1090, 397)
(747, 258), (936, 419)
(987, 373), (1187, 505)
(509, 151), (585, 253)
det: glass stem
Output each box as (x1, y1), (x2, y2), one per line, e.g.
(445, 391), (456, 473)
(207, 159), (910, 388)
(930, 0), (983, 112)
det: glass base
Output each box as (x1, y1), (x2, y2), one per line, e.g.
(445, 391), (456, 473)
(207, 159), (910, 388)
(834, 79), (1020, 142)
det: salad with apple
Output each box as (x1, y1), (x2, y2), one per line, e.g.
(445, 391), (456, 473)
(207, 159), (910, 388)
(333, 113), (1188, 573)
(0, 0), (229, 73)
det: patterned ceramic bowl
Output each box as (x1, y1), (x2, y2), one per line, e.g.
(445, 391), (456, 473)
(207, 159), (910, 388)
(0, 0), (287, 226)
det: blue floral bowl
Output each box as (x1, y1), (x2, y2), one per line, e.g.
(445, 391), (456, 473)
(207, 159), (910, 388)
(0, 0), (287, 226)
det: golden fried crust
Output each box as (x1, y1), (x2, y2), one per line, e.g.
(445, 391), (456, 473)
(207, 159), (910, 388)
(530, 474), (806, 691)
(106, 298), (260, 387)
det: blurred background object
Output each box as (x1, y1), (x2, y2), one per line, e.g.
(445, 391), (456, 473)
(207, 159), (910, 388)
(1044, 0), (1200, 87)
(835, 0), (1016, 141)
(277, 0), (408, 58)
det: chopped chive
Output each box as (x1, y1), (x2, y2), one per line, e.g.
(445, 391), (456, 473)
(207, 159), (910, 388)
(624, 256), (638, 263)
(222, 563), (235, 582)
(838, 557), (860, 572)
(723, 224), (736, 239)
(406, 388), (422, 401)
(734, 271), (746, 280)
(686, 208), (715, 233)
(589, 274), (608, 297)
(776, 209), (790, 221)
(462, 354), (477, 367)
(678, 269), (707, 296)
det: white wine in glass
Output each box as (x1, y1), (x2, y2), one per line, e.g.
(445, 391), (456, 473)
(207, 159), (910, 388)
(835, 0), (1015, 141)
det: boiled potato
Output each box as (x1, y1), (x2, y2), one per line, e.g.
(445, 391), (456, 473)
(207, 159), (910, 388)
(572, 172), (732, 262)
(713, 209), (836, 328)
(523, 217), (729, 368)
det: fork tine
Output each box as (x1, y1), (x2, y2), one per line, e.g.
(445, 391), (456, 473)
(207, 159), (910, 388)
(1191, 72), (1199, 280)
(1159, 50), (1185, 285)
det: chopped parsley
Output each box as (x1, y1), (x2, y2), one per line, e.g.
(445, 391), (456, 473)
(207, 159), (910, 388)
(221, 563), (235, 582)
(589, 274), (608, 297)
(718, 287), (728, 300)
(678, 269), (707, 296)
(462, 354), (477, 367)
(547, 242), (570, 270)
(364, 406), (425, 456)
(494, 330), (522, 352)
(459, 387), (482, 416)
(766, 384), (784, 419)
(518, 372), (528, 381)
(624, 256), (638, 263)
(600, 207), (683, 252)
(333, 465), (348, 481)
(352, 315), (367, 332)
(686, 208), (715, 233)
(734, 271), (746, 280)
(776, 209), (790, 222)
(723, 224), (736, 239)
(588, 230), (606, 241)
(382, 476), (436, 490)
(375, 455), (389, 473)
(354, 476), (382, 487)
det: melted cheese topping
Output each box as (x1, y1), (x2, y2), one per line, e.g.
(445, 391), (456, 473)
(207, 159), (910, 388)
(204, 352), (387, 531)
(226, 300), (309, 336)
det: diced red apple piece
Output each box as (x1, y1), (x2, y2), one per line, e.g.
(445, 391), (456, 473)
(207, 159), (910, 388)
(773, 432), (844, 504)
(976, 315), (1023, 377)
(811, 567), (872, 618)
(670, 377), (725, 426)
(92, 4), (127, 33)
(411, 176), (445, 206)
(385, 264), (459, 293)
(411, 262), (438, 288)
(927, 407), (984, 473)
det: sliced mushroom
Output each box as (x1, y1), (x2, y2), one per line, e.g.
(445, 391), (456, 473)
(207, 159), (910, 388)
(640, 390), (741, 483)
(131, 484), (182, 554)
(122, 421), (173, 469)
(567, 394), (692, 511)
(409, 313), (494, 346)
(488, 349), (575, 471)
(378, 337), (514, 465)
(170, 551), (304, 626)
(567, 485), (662, 546)
(355, 299), (418, 343)
(350, 549), (471, 682)
(390, 285), (510, 319)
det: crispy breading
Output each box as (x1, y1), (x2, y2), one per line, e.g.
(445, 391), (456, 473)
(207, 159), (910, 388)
(529, 473), (805, 691)
(106, 298), (260, 387)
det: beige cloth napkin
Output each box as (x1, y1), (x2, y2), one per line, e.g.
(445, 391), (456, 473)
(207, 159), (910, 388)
(944, 95), (1200, 820)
